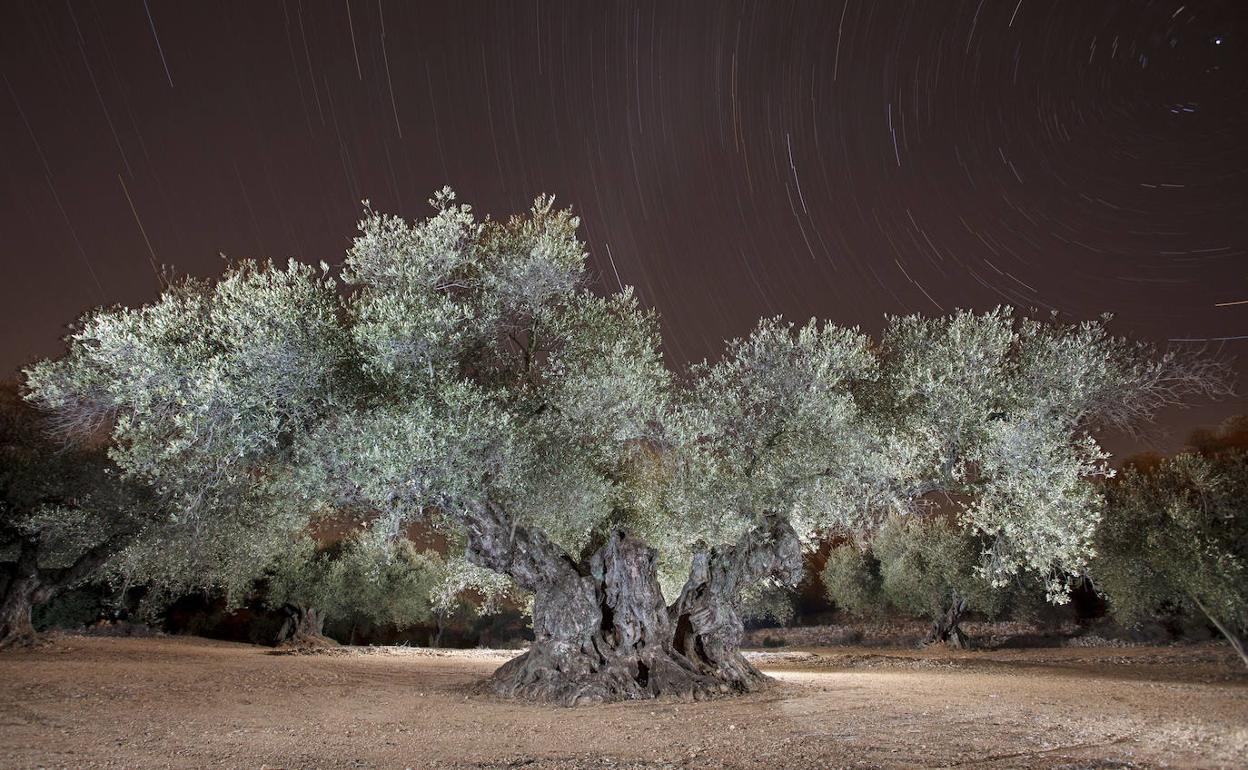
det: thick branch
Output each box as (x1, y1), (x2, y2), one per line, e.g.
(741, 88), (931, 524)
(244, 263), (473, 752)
(669, 514), (803, 688)
(43, 532), (134, 592)
(459, 500), (582, 593)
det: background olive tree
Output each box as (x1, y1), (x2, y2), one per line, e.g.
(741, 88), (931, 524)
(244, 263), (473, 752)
(1092, 449), (1248, 667)
(264, 530), (445, 646)
(862, 308), (1229, 602)
(822, 516), (1040, 647)
(0, 385), (155, 647)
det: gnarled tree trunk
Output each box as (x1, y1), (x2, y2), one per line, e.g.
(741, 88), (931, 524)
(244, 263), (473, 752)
(0, 539), (54, 649)
(275, 604), (336, 647)
(0, 576), (43, 648)
(669, 515), (804, 691)
(922, 589), (969, 649)
(462, 502), (803, 705)
(1, 535), (128, 649)
(464, 502), (715, 705)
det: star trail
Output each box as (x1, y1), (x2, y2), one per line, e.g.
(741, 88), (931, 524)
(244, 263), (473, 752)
(1, 0), (1244, 450)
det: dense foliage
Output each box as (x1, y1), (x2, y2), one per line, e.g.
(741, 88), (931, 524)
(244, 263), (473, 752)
(1093, 449), (1248, 666)
(864, 309), (1226, 600)
(821, 516), (1039, 646)
(264, 531), (445, 644)
(819, 542), (883, 619)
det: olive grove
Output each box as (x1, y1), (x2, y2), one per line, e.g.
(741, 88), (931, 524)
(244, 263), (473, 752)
(24, 190), (1227, 702)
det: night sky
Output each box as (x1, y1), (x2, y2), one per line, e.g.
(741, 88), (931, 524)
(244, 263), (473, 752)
(1, 1), (1245, 453)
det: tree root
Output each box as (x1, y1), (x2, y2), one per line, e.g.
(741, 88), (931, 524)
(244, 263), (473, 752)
(486, 642), (768, 707)
(0, 630), (40, 651)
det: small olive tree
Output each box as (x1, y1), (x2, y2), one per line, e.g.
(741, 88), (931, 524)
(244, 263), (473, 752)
(1093, 450), (1248, 667)
(820, 542), (883, 618)
(873, 516), (1012, 648)
(262, 536), (336, 646)
(822, 516), (1016, 647)
(265, 531), (444, 646)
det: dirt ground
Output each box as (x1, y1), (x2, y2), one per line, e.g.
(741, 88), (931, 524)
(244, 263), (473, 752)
(1, 636), (1245, 770)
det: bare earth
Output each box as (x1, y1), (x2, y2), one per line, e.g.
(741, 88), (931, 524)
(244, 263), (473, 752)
(1, 636), (1245, 769)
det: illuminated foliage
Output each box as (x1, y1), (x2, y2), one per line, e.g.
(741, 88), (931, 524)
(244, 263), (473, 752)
(24, 190), (1223, 699)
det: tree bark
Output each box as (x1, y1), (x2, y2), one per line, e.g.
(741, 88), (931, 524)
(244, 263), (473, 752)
(0, 540), (54, 649)
(1192, 596), (1248, 669)
(275, 604), (336, 647)
(922, 589), (969, 649)
(669, 514), (804, 691)
(0, 575), (42, 648)
(462, 502), (731, 705)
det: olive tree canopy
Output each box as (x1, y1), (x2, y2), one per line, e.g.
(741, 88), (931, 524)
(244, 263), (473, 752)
(26, 189), (1226, 701)
(863, 308), (1228, 600)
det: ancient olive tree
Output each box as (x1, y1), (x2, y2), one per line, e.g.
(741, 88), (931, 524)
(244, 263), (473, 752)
(265, 530), (444, 646)
(1093, 450), (1248, 667)
(27, 191), (717, 704)
(864, 308), (1228, 602)
(24, 187), (1226, 702)
(0, 386), (154, 646)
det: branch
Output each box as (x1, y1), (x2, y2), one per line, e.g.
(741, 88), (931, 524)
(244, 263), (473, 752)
(43, 531), (135, 590)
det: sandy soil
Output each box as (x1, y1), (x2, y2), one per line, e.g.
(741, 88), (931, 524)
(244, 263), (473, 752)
(1, 636), (1245, 769)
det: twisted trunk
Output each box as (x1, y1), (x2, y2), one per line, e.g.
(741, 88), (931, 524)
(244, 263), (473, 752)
(1, 534), (129, 649)
(0, 576), (43, 648)
(462, 502), (803, 705)
(464, 502), (716, 705)
(922, 589), (969, 649)
(670, 515), (804, 690)
(275, 604), (335, 647)
(0, 540), (55, 648)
